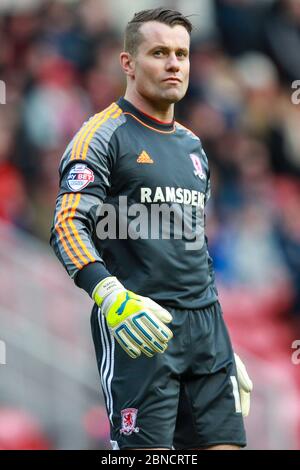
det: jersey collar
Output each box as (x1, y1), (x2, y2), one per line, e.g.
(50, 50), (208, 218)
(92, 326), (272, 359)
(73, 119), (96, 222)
(117, 97), (175, 132)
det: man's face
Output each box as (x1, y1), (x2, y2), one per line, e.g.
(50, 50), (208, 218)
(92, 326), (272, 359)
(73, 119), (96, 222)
(130, 21), (190, 106)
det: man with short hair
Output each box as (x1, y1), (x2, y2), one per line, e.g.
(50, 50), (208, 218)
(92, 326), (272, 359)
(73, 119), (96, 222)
(50, 7), (252, 450)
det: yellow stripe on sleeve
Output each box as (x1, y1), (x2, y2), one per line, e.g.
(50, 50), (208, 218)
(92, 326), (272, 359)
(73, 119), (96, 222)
(72, 103), (117, 161)
(55, 196), (84, 270)
(79, 104), (119, 161)
(70, 103), (116, 161)
(67, 193), (96, 263)
(59, 194), (89, 265)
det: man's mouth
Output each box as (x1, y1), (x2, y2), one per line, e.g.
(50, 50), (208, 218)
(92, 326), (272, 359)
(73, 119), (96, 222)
(163, 77), (182, 83)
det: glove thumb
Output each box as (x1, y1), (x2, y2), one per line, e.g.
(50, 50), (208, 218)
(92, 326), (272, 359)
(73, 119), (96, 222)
(142, 297), (173, 324)
(234, 353), (253, 393)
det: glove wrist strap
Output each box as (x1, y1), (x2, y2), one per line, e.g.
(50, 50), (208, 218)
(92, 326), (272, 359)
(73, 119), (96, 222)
(92, 276), (125, 306)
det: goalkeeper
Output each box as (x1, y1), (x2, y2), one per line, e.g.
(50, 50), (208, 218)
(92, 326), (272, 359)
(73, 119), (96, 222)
(50, 7), (252, 450)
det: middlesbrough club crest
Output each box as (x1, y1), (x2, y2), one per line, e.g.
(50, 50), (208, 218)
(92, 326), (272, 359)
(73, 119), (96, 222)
(189, 153), (206, 180)
(120, 408), (139, 436)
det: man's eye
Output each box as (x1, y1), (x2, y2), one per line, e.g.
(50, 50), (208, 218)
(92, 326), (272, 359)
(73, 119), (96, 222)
(154, 50), (164, 56)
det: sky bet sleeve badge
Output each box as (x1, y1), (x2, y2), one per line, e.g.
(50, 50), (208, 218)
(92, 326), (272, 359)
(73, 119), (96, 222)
(67, 164), (94, 191)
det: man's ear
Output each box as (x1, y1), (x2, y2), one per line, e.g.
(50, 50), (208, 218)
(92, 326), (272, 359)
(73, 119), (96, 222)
(120, 52), (135, 78)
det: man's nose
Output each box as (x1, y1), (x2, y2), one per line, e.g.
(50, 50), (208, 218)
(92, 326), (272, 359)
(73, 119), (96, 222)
(166, 53), (180, 71)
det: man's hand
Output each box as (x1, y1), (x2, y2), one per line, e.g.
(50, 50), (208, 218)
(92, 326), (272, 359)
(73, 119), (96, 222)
(93, 277), (173, 359)
(234, 353), (253, 417)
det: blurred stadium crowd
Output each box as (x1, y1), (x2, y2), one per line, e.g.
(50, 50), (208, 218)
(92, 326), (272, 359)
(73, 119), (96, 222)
(1, 0), (300, 323)
(1, 0), (300, 449)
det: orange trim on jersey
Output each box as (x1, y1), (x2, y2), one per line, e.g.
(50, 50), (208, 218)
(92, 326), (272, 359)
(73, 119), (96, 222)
(80, 104), (121, 161)
(135, 108), (174, 125)
(69, 193), (96, 263)
(71, 104), (114, 161)
(70, 103), (116, 161)
(67, 193), (96, 262)
(63, 193), (93, 265)
(71, 103), (117, 162)
(55, 196), (83, 270)
(123, 112), (176, 134)
(111, 108), (123, 119)
(70, 110), (105, 162)
(60, 194), (89, 265)
(56, 194), (96, 267)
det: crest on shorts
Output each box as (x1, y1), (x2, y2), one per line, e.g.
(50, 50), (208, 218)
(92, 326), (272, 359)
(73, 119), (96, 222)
(189, 153), (206, 180)
(120, 408), (139, 436)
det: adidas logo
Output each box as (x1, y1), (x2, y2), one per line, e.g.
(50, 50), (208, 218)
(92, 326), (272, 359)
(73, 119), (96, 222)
(137, 150), (154, 164)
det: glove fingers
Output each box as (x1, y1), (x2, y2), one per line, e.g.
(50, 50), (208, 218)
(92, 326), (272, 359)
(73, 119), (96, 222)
(113, 322), (155, 358)
(240, 390), (250, 417)
(237, 366), (253, 393)
(113, 329), (141, 359)
(234, 353), (253, 392)
(105, 292), (173, 359)
(131, 315), (169, 354)
(142, 311), (173, 342)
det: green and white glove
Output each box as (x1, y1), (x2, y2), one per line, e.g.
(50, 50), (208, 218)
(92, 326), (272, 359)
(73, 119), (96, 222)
(93, 277), (173, 359)
(234, 353), (253, 417)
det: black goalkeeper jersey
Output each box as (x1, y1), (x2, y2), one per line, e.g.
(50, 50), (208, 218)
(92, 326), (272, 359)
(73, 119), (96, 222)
(50, 97), (218, 308)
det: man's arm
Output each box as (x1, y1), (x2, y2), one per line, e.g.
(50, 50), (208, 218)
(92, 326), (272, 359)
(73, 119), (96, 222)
(50, 190), (111, 296)
(49, 107), (120, 296)
(201, 147), (253, 415)
(203, 160), (217, 290)
(50, 106), (173, 358)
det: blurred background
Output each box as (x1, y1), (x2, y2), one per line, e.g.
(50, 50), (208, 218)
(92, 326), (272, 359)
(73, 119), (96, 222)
(0, 0), (300, 450)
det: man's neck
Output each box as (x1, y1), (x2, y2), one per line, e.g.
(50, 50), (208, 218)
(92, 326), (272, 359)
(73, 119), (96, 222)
(124, 90), (174, 123)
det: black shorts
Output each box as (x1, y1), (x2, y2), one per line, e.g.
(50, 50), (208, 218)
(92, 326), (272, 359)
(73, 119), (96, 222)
(90, 300), (247, 449)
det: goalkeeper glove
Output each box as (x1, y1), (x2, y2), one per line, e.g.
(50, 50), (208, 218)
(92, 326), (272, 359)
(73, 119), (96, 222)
(234, 352), (253, 417)
(92, 276), (173, 359)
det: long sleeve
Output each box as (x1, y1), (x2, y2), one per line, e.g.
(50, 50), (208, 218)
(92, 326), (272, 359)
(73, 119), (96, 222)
(50, 102), (125, 296)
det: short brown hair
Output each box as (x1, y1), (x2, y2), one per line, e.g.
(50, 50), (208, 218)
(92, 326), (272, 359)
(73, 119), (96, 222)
(124, 7), (193, 56)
